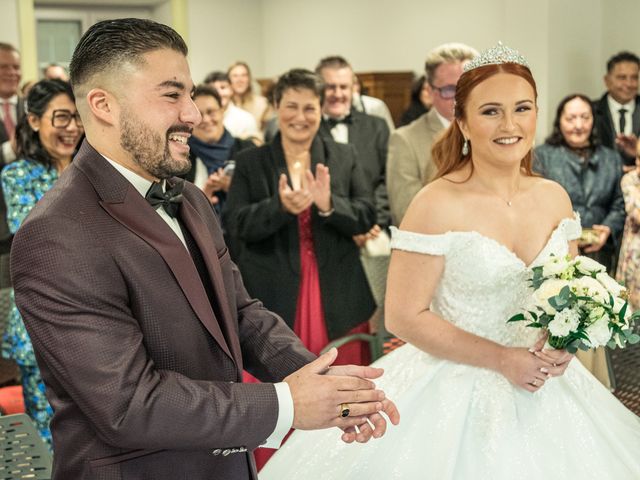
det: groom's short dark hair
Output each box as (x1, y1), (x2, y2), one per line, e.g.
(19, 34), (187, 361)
(69, 18), (188, 90)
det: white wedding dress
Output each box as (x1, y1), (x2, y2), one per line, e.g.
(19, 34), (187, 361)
(260, 215), (640, 480)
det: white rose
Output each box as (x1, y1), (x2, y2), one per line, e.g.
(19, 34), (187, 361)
(547, 308), (581, 337)
(574, 256), (606, 275)
(595, 272), (626, 298)
(585, 316), (611, 348)
(542, 256), (571, 278)
(534, 279), (570, 315)
(571, 276), (609, 304)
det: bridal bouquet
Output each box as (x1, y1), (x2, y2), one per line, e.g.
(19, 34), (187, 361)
(508, 255), (640, 353)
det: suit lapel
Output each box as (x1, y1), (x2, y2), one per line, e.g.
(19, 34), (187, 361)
(633, 96), (640, 134)
(425, 108), (444, 135)
(596, 95), (615, 146)
(347, 112), (358, 145)
(270, 137), (302, 276)
(309, 137), (330, 268)
(74, 140), (235, 363)
(179, 196), (243, 369)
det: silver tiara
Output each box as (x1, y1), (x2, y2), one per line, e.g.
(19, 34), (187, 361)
(463, 41), (529, 72)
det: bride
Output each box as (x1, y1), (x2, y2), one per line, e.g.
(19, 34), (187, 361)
(260, 44), (640, 479)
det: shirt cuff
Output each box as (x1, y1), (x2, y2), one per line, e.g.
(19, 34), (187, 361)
(1, 141), (16, 164)
(260, 382), (294, 449)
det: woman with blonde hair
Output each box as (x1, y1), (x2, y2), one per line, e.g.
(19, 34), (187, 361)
(228, 61), (273, 131)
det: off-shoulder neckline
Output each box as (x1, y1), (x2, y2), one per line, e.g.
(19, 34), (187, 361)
(391, 214), (579, 268)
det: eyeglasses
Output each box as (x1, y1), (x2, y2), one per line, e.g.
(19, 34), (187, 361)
(430, 83), (457, 100)
(51, 109), (83, 128)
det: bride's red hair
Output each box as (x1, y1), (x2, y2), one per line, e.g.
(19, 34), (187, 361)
(431, 63), (538, 180)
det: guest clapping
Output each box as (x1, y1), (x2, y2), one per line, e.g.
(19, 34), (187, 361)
(223, 69), (376, 363)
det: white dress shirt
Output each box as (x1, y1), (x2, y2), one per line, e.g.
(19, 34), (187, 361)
(607, 95), (635, 135)
(324, 113), (349, 144)
(223, 104), (262, 141)
(352, 93), (395, 132)
(104, 156), (294, 449)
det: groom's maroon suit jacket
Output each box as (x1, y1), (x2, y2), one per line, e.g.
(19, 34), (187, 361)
(11, 140), (314, 479)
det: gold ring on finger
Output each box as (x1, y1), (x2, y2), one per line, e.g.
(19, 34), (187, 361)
(339, 403), (350, 418)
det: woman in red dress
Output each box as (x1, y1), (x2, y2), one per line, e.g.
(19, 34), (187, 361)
(225, 68), (376, 365)
(224, 71), (376, 468)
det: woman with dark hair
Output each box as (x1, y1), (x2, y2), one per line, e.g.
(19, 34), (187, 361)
(228, 61), (273, 131)
(182, 85), (255, 215)
(224, 68), (376, 363)
(261, 45), (639, 480)
(533, 95), (625, 388)
(398, 74), (431, 127)
(1, 79), (83, 444)
(534, 94), (625, 274)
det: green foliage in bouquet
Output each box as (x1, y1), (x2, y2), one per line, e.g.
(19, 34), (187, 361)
(508, 256), (640, 354)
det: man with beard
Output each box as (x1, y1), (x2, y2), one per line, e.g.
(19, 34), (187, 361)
(10, 18), (398, 480)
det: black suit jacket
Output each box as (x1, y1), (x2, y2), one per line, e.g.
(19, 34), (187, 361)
(11, 140), (315, 479)
(0, 98), (25, 253)
(592, 93), (640, 166)
(319, 110), (391, 228)
(223, 133), (376, 340)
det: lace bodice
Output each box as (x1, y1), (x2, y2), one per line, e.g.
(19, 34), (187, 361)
(390, 215), (581, 347)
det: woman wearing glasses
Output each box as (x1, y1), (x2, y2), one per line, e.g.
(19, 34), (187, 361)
(1, 79), (83, 445)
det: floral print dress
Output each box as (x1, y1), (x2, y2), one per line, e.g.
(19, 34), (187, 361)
(1, 158), (58, 445)
(616, 170), (640, 311)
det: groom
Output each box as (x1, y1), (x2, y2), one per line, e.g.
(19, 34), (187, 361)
(10, 18), (398, 480)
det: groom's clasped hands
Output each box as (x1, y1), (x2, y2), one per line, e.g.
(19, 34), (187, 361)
(284, 348), (400, 444)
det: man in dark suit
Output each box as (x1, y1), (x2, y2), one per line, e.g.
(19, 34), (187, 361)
(592, 51), (640, 170)
(11, 19), (398, 480)
(315, 56), (390, 316)
(316, 56), (390, 233)
(0, 42), (23, 283)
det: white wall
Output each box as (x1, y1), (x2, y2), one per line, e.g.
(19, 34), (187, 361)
(187, 0), (263, 84)
(3, 0), (639, 137)
(0, 0), (21, 49)
(602, 0), (640, 79)
(254, 0), (563, 138)
(261, 0), (507, 76)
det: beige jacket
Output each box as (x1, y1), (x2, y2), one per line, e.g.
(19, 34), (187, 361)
(387, 109), (445, 225)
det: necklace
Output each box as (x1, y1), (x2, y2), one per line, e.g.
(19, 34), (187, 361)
(477, 178), (521, 207)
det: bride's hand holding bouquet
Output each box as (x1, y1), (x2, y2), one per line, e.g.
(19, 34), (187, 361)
(509, 255), (640, 353)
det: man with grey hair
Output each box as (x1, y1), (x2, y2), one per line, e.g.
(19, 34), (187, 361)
(387, 43), (477, 225)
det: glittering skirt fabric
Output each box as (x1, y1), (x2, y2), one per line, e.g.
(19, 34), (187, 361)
(260, 343), (640, 479)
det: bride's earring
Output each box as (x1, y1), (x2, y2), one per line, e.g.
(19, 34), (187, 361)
(462, 138), (469, 156)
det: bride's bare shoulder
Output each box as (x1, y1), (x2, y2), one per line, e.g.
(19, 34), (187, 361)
(525, 176), (573, 217)
(400, 177), (464, 235)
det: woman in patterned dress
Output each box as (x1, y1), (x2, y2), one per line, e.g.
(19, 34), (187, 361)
(1, 79), (83, 444)
(617, 139), (640, 310)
